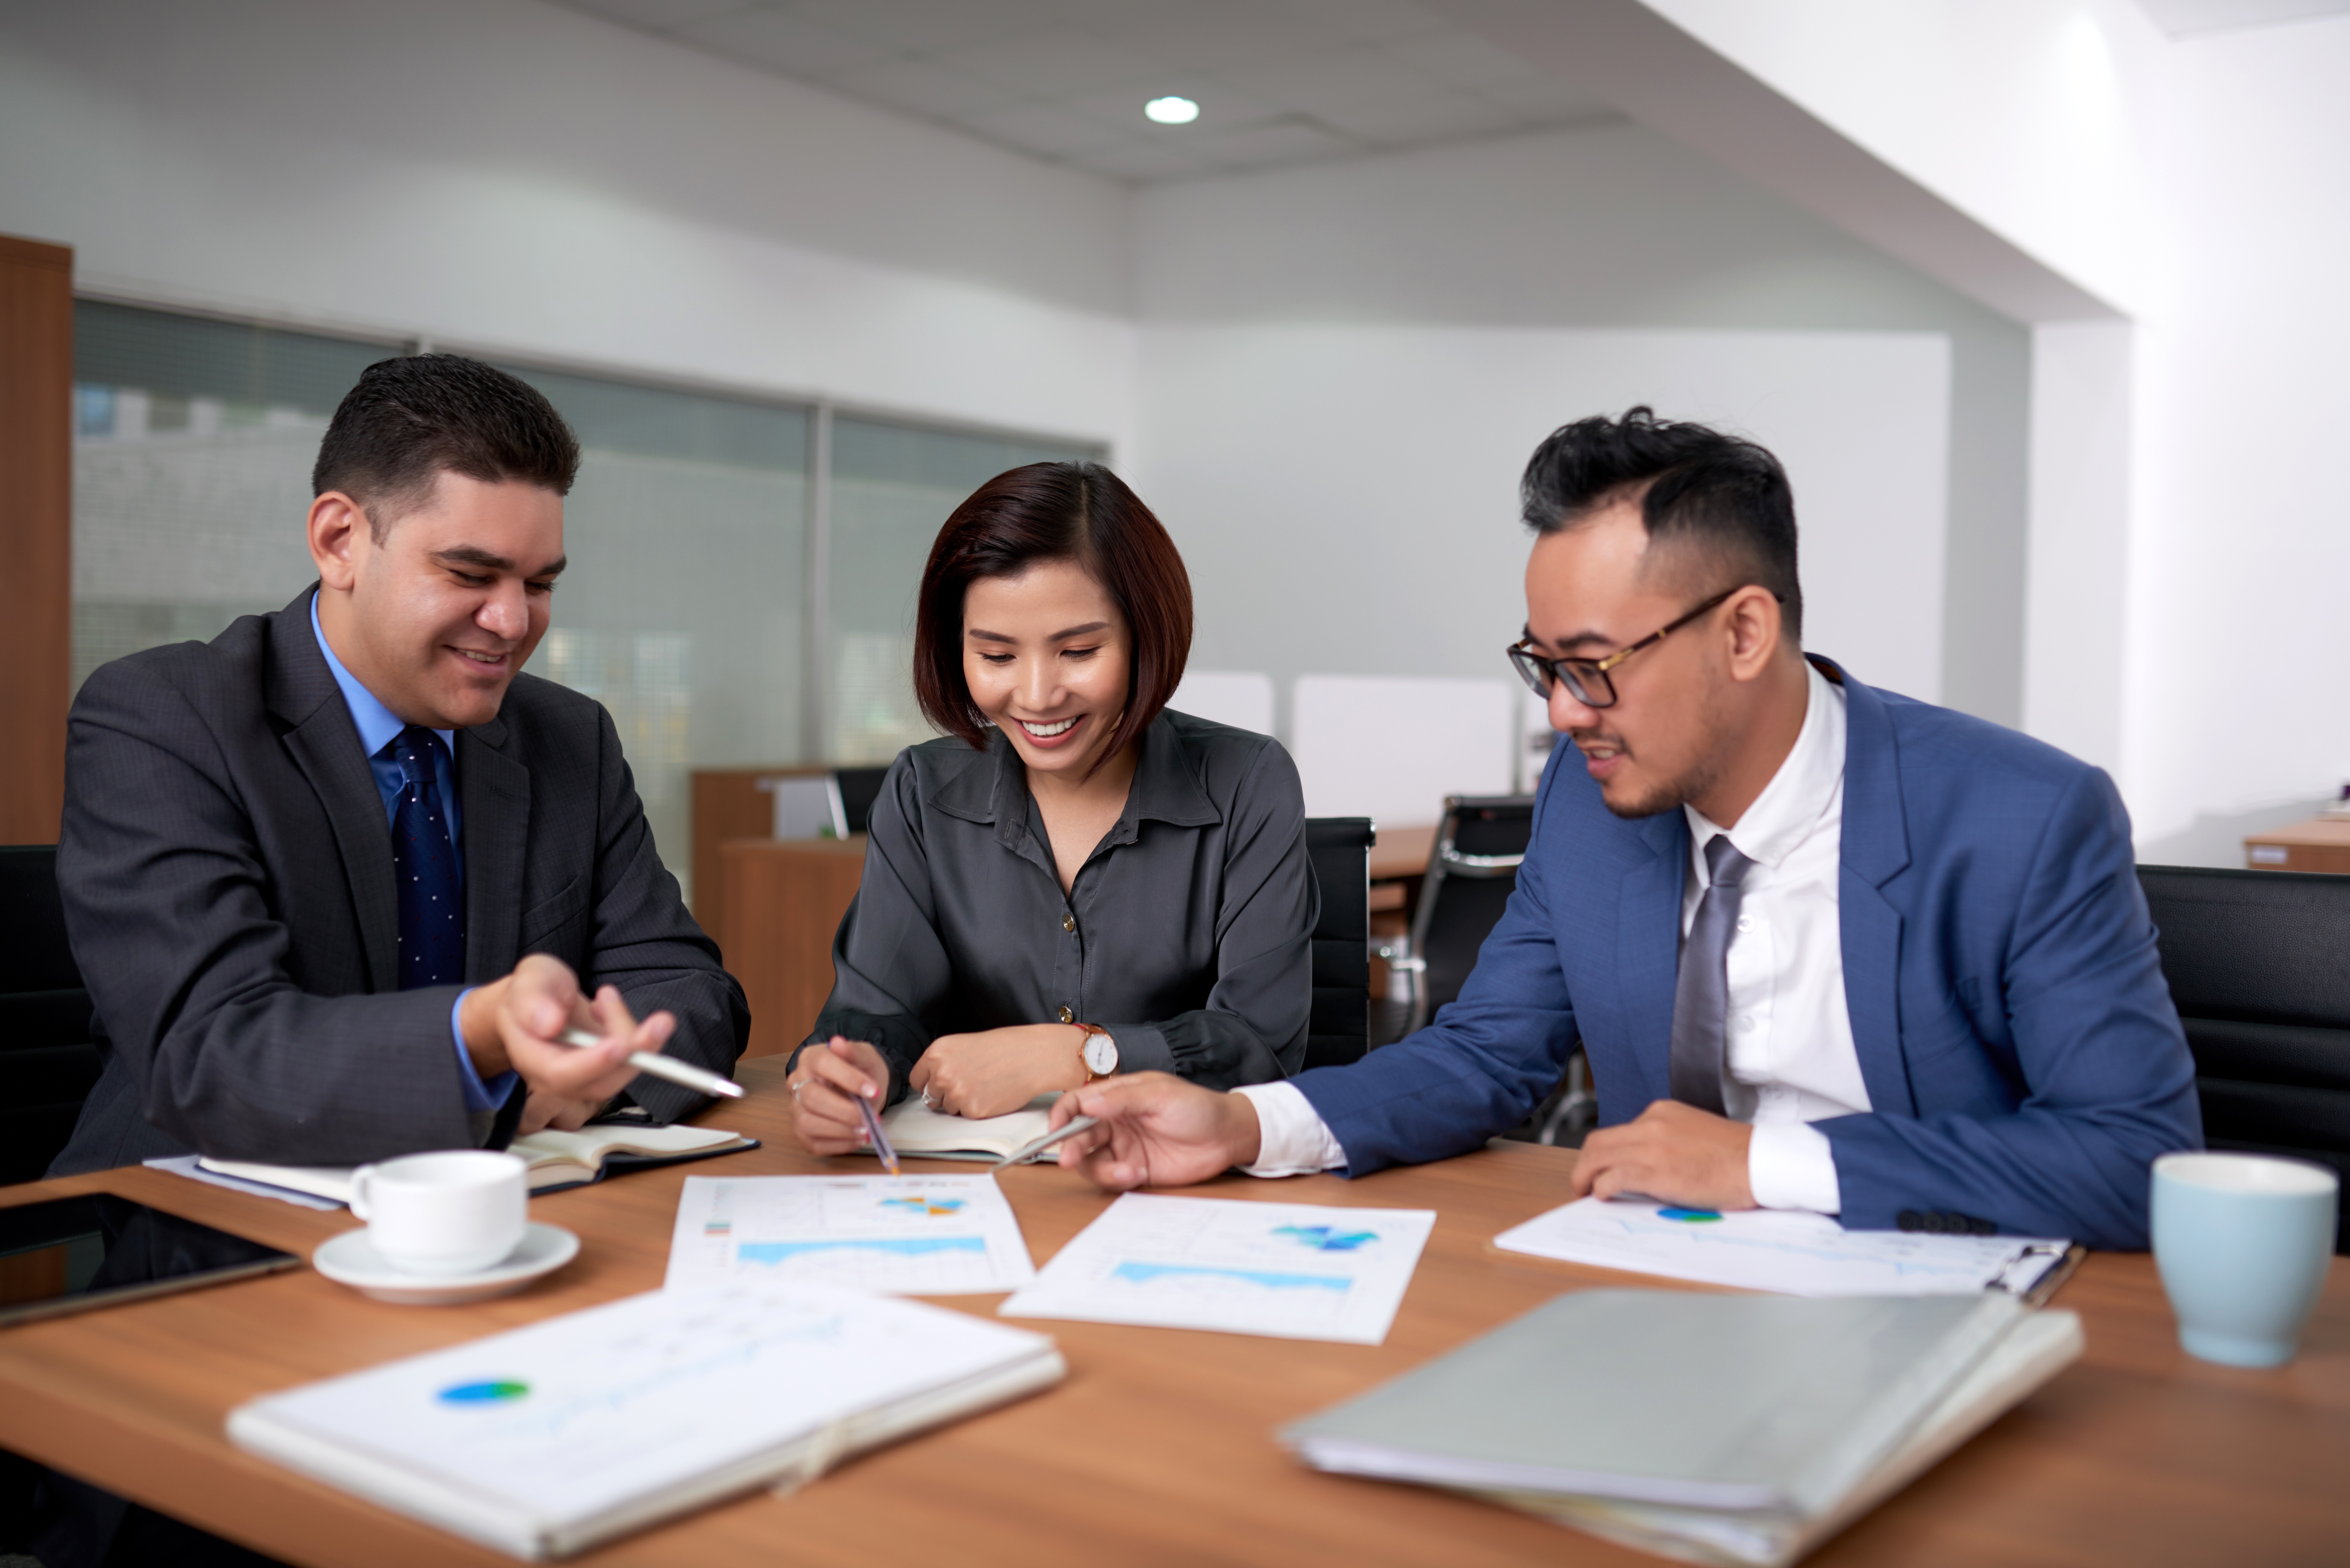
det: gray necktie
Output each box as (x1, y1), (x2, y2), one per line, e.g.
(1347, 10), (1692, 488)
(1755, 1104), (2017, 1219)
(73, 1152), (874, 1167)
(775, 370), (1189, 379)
(1669, 834), (1755, 1115)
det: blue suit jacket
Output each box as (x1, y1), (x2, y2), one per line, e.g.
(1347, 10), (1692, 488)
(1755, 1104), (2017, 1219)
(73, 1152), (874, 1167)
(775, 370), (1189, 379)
(1293, 659), (2201, 1250)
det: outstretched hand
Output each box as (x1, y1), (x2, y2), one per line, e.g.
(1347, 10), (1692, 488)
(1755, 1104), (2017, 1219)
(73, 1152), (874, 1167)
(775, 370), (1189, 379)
(463, 954), (673, 1118)
(1047, 1073), (1263, 1190)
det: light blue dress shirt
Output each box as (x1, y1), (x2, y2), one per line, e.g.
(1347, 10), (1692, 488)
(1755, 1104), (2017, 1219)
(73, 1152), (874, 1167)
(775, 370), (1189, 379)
(309, 592), (517, 1113)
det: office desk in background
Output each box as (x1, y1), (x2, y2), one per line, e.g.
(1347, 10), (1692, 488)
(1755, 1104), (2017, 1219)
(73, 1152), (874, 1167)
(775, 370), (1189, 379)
(2244, 817), (2350, 874)
(2, 1056), (2345, 1568)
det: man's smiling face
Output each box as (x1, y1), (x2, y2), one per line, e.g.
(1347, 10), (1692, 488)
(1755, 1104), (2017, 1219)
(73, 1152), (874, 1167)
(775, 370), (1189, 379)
(1523, 498), (1736, 819)
(318, 471), (566, 729)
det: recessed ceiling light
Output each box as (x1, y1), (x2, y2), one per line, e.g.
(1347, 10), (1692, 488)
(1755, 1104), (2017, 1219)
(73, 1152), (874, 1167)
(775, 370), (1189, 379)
(1144, 95), (1200, 126)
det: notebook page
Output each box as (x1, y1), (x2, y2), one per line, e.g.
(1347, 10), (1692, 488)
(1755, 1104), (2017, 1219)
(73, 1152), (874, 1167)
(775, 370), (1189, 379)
(230, 1282), (1055, 1534)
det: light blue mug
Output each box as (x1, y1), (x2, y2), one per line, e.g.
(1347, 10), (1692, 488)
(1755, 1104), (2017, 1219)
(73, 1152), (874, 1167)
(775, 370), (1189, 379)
(2151, 1151), (2337, 1368)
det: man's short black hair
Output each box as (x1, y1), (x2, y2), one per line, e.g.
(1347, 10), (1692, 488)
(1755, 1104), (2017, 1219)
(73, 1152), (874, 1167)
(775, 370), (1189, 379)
(1520, 406), (1803, 642)
(313, 354), (580, 538)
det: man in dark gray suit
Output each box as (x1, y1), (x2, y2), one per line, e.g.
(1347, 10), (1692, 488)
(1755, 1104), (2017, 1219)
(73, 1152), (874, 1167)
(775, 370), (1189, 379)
(49, 354), (749, 1175)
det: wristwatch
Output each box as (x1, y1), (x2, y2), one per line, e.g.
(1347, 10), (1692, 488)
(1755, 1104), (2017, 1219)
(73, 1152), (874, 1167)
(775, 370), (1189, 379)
(1072, 1022), (1119, 1081)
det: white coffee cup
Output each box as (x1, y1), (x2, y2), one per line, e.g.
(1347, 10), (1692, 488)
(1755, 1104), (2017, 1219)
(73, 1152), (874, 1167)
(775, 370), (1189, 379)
(348, 1150), (528, 1276)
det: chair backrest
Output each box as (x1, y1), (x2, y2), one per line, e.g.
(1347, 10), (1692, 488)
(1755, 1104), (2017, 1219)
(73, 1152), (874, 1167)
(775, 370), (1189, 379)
(1406, 796), (1537, 1032)
(2138, 864), (2350, 1251)
(0, 846), (101, 1186)
(833, 766), (890, 837)
(1302, 818), (1373, 1071)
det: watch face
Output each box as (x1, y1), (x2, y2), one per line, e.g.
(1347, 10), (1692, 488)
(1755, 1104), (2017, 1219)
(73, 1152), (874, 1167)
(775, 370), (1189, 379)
(1082, 1032), (1118, 1076)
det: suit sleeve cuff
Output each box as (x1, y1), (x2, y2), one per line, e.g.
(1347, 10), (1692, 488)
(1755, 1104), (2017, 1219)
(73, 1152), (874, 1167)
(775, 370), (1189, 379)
(1748, 1120), (1843, 1214)
(451, 989), (520, 1114)
(1233, 1082), (1347, 1177)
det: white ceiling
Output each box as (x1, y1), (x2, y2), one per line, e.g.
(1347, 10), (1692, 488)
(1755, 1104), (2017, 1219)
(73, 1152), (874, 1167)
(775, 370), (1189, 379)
(550, 0), (1620, 183)
(2135, 0), (2350, 35)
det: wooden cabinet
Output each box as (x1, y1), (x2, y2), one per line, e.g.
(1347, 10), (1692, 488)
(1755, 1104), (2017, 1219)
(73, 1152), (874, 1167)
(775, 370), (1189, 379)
(717, 836), (865, 1058)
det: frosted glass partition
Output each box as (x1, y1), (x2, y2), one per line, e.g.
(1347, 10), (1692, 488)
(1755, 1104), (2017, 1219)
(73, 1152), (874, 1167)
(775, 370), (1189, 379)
(1291, 675), (1518, 828)
(498, 364), (808, 901)
(826, 416), (1100, 765)
(71, 300), (395, 690)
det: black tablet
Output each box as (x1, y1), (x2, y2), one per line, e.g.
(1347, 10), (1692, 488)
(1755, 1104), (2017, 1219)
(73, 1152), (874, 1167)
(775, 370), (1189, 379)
(0, 1193), (300, 1328)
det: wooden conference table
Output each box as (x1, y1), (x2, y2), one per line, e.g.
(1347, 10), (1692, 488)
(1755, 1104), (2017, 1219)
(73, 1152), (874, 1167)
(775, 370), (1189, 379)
(3, 1059), (2346, 1568)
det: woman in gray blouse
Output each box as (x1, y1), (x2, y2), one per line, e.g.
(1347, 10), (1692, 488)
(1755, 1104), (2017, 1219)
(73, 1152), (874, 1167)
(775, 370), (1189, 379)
(785, 462), (1316, 1154)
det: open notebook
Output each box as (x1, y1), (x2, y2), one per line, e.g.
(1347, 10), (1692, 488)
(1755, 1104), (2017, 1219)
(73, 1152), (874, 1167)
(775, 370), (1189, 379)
(868, 1096), (1059, 1163)
(193, 1124), (756, 1202)
(229, 1281), (1065, 1560)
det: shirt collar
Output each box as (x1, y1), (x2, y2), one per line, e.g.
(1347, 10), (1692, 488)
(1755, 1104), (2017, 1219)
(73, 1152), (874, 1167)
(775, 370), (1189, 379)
(1684, 659), (1847, 874)
(308, 591), (456, 759)
(942, 713), (1224, 841)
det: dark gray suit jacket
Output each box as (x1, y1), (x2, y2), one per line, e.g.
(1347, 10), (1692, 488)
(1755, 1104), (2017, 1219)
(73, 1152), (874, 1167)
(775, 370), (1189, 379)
(49, 587), (750, 1175)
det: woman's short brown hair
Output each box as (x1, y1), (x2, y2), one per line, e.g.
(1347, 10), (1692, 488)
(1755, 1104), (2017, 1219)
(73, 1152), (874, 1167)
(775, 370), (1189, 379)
(913, 462), (1193, 769)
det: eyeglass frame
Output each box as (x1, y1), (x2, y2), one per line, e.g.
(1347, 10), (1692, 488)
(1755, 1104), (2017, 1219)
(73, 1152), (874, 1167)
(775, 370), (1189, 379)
(1506, 585), (1777, 710)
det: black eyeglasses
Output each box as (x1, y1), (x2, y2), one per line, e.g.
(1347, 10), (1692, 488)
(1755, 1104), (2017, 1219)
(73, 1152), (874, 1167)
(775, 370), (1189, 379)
(1507, 587), (1760, 710)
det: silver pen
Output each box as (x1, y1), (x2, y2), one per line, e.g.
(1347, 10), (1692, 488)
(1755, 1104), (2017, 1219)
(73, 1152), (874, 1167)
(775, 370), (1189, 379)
(992, 1115), (1100, 1169)
(556, 1028), (745, 1099)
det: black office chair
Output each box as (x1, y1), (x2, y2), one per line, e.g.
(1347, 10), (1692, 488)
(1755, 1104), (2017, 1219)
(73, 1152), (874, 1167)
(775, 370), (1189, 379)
(0, 846), (102, 1186)
(2138, 865), (2350, 1252)
(1403, 796), (1536, 1032)
(1302, 818), (1373, 1071)
(833, 766), (890, 836)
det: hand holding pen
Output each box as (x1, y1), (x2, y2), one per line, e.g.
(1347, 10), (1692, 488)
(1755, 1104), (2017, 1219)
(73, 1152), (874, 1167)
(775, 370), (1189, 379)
(787, 1036), (895, 1158)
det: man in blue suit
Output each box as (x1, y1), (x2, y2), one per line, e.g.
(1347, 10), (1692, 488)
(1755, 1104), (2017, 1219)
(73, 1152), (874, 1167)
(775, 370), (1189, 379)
(1040, 408), (2201, 1249)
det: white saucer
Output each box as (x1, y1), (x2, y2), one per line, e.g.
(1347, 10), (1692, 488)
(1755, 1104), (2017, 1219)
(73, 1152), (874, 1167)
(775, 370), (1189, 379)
(314, 1222), (580, 1305)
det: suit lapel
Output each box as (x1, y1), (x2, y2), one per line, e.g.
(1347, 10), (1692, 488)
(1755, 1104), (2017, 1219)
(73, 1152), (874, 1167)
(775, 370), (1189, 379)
(267, 590), (402, 993)
(458, 716), (530, 982)
(1825, 659), (1920, 1117)
(1614, 810), (1685, 1107)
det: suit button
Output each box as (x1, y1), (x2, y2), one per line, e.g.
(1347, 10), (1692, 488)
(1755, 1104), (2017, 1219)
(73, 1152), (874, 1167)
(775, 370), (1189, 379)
(1062, 914), (1075, 933)
(1897, 1210), (1924, 1232)
(1058, 1006), (1073, 1024)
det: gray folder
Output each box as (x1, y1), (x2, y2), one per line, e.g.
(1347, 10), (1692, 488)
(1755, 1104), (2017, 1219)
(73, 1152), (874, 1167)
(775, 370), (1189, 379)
(1280, 1289), (2022, 1519)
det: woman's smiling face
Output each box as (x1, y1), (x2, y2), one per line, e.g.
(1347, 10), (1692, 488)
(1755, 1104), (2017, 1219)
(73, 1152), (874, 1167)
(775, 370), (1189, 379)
(962, 558), (1133, 779)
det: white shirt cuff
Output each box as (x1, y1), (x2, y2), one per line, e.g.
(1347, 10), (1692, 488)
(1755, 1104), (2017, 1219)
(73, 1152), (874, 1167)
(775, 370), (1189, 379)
(1747, 1120), (1843, 1214)
(1232, 1082), (1347, 1177)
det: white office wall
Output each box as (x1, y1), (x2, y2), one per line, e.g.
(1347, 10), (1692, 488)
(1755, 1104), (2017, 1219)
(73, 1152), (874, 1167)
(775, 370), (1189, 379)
(2122, 16), (2350, 860)
(1129, 123), (2016, 732)
(1137, 321), (1949, 724)
(0, 0), (1135, 449)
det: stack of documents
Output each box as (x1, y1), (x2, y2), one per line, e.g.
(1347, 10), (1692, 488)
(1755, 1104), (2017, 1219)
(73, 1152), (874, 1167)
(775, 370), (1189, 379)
(1282, 1289), (2082, 1567)
(229, 1281), (1065, 1560)
(1493, 1197), (2073, 1298)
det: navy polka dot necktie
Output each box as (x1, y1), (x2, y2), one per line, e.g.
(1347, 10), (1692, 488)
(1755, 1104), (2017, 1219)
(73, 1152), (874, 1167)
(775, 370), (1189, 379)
(389, 724), (465, 990)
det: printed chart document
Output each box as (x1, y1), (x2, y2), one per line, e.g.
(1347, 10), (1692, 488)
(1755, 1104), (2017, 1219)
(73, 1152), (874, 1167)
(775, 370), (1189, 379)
(664, 1173), (1035, 1296)
(1492, 1198), (2070, 1298)
(1000, 1194), (1435, 1344)
(227, 1281), (1065, 1560)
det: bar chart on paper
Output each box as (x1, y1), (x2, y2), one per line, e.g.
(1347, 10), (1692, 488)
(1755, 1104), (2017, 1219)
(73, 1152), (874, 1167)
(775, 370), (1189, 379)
(664, 1174), (1036, 1295)
(1000, 1195), (1435, 1344)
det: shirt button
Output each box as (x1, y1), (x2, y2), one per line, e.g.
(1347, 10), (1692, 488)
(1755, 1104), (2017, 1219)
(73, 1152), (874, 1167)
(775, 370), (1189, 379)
(1736, 915), (1754, 933)
(1058, 1006), (1074, 1024)
(1062, 914), (1075, 933)
(1738, 1014), (1756, 1031)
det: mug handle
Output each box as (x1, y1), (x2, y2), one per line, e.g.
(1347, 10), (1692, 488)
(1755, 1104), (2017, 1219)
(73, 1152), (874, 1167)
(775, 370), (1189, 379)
(349, 1164), (378, 1221)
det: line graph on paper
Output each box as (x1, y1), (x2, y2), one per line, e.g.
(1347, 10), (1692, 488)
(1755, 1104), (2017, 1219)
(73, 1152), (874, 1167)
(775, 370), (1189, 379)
(664, 1174), (1036, 1295)
(1000, 1194), (1436, 1344)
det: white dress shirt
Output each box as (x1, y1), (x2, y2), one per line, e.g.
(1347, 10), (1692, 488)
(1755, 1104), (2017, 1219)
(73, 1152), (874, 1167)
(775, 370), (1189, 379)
(1239, 661), (1863, 1213)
